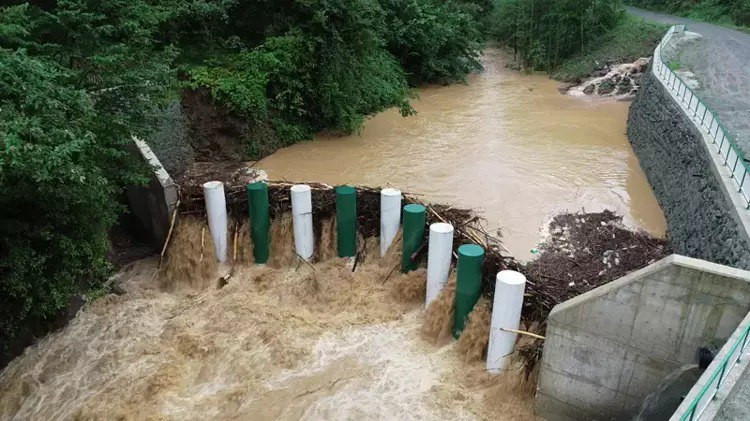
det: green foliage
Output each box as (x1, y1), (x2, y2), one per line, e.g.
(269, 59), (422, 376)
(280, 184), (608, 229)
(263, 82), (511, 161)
(488, 0), (624, 71)
(179, 0), (483, 150)
(381, 0), (484, 85)
(625, 0), (750, 27)
(0, 1), (176, 350)
(552, 15), (667, 82)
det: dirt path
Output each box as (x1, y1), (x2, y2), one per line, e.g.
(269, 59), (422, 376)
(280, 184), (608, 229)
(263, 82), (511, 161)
(629, 7), (750, 156)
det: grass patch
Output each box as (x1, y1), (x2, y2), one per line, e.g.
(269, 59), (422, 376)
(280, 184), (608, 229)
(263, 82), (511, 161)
(552, 15), (668, 82)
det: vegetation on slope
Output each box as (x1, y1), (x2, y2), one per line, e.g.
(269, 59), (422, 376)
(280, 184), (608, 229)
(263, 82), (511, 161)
(626, 0), (750, 28)
(487, 0), (666, 81)
(552, 15), (667, 82)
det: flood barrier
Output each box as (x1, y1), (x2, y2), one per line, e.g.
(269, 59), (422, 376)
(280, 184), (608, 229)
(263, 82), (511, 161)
(379, 188), (402, 257)
(247, 182), (270, 264)
(425, 222), (454, 308)
(335, 185), (357, 258)
(488, 271), (527, 373)
(402, 204), (426, 272)
(203, 181), (228, 263)
(454, 244), (485, 339)
(193, 180), (526, 373)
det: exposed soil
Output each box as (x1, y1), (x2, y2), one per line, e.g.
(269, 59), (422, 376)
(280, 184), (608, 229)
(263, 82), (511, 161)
(182, 89), (287, 164)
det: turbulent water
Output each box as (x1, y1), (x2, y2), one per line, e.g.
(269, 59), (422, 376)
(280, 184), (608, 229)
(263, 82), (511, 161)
(257, 48), (666, 259)
(0, 219), (535, 420)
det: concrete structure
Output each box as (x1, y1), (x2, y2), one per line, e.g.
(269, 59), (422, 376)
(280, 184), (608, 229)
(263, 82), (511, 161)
(126, 137), (179, 248)
(536, 255), (750, 420)
(672, 310), (750, 420)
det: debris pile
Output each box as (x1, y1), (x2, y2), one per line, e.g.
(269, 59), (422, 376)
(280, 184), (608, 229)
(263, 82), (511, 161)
(524, 210), (670, 321)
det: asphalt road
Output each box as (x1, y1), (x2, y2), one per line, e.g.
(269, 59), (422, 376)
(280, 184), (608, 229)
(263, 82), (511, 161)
(629, 7), (750, 156)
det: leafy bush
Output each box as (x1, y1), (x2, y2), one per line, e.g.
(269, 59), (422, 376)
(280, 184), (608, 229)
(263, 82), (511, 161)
(183, 0), (482, 147)
(381, 0), (484, 85)
(0, 1), (175, 355)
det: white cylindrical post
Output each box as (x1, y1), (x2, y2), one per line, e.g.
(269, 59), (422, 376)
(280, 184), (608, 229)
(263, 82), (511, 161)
(380, 188), (402, 256)
(203, 181), (228, 263)
(487, 270), (527, 373)
(291, 184), (314, 261)
(425, 223), (454, 308)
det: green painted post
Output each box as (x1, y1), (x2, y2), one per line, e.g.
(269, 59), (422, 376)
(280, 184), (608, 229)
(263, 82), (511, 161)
(247, 182), (270, 264)
(401, 204), (426, 272)
(453, 244), (485, 339)
(336, 185), (357, 257)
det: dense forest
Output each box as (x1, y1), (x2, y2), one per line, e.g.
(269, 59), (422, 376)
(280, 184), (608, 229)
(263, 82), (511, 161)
(626, 0), (750, 27)
(0, 0), (665, 363)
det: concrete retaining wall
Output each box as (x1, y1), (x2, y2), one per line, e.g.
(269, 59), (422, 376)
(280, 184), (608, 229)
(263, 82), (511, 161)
(627, 68), (750, 269)
(126, 138), (179, 248)
(536, 255), (750, 420)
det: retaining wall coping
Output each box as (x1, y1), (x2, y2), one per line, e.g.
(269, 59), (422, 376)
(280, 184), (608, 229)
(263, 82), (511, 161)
(548, 255), (750, 322)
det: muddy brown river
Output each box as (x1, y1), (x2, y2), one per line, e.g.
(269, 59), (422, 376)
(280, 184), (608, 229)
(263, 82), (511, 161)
(258, 48), (666, 258)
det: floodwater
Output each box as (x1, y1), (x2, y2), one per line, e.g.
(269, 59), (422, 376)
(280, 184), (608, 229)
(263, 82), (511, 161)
(0, 220), (535, 420)
(258, 48), (666, 258)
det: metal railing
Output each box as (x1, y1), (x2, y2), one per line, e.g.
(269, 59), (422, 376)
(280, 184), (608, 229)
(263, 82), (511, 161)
(653, 25), (750, 208)
(679, 322), (750, 420)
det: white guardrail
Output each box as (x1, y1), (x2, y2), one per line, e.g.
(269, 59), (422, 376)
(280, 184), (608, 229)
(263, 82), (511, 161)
(653, 25), (750, 208)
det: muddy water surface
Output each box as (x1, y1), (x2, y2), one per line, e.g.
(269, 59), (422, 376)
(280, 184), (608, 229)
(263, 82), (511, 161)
(0, 221), (534, 420)
(258, 48), (666, 258)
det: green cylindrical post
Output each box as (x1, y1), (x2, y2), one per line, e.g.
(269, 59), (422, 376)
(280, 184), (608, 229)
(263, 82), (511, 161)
(336, 185), (357, 257)
(453, 244), (485, 338)
(247, 182), (270, 264)
(401, 204), (426, 272)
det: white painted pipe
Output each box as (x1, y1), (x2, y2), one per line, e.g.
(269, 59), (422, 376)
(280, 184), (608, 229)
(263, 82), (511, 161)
(291, 184), (314, 260)
(425, 222), (454, 308)
(380, 188), (402, 257)
(487, 270), (527, 373)
(203, 181), (228, 263)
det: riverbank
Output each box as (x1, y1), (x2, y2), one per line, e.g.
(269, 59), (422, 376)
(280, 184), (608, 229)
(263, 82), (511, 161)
(552, 15), (667, 83)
